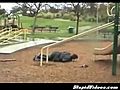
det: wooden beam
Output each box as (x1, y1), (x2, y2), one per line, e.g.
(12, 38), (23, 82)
(0, 59), (16, 62)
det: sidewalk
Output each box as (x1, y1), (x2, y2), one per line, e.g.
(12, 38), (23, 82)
(0, 39), (57, 54)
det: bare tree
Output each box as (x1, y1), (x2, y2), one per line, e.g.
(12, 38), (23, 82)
(68, 3), (86, 35)
(31, 3), (42, 33)
(17, 3), (51, 34)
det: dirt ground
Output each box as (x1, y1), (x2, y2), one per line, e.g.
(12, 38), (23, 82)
(0, 40), (120, 83)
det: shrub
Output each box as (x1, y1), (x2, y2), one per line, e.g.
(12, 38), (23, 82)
(70, 16), (76, 21)
(85, 16), (96, 22)
(62, 13), (71, 19)
(37, 13), (43, 18)
(79, 17), (82, 21)
(69, 12), (75, 16)
(55, 13), (62, 18)
(107, 16), (114, 22)
(43, 12), (55, 19)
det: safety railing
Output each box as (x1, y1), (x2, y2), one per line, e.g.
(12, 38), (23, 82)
(0, 28), (27, 44)
(0, 28), (9, 33)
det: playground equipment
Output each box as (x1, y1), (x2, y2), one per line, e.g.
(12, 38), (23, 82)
(94, 42), (113, 55)
(39, 22), (114, 66)
(107, 3), (115, 17)
(106, 3), (119, 75)
(109, 3), (120, 75)
(93, 38), (120, 61)
(0, 13), (22, 29)
(39, 3), (120, 76)
(0, 27), (27, 45)
(38, 3), (119, 67)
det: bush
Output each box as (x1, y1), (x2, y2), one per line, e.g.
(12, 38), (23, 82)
(70, 16), (76, 21)
(69, 12), (75, 16)
(43, 12), (55, 19)
(85, 16), (96, 22)
(37, 13), (43, 18)
(62, 13), (71, 19)
(79, 17), (82, 21)
(107, 16), (114, 22)
(88, 17), (96, 22)
(55, 13), (62, 18)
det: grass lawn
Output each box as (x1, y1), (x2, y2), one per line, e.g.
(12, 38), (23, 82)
(20, 16), (104, 39)
(21, 16), (102, 30)
(0, 16), (105, 40)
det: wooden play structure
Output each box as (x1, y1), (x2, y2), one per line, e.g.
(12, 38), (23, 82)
(0, 27), (27, 45)
(0, 13), (23, 29)
(0, 13), (28, 45)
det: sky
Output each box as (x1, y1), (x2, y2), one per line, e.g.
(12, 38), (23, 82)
(0, 2), (105, 13)
(0, 3), (17, 12)
(0, 3), (69, 13)
(0, 3), (64, 13)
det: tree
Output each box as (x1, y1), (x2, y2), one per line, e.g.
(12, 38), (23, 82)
(0, 5), (6, 15)
(86, 3), (97, 17)
(10, 6), (21, 14)
(98, 3), (108, 22)
(17, 3), (37, 16)
(17, 3), (51, 35)
(0, 9), (6, 15)
(49, 3), (62, 13)
(17, 3), (41, 33)
(68, 3), (86, 35)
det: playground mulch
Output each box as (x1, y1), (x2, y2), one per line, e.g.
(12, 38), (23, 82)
(0, 40), (120, 83)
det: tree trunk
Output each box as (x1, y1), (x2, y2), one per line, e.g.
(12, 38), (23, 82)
(32, 14), (37, 41)
(76, 14), (79, 35)
(32, 15), (37, 34)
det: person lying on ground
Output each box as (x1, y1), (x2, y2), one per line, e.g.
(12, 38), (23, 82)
(33, 51), (78, 62)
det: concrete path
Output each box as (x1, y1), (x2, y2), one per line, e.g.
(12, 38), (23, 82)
(0, 39), (57, 54)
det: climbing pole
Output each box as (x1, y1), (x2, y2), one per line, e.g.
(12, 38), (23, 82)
(112, 3), (119, 75)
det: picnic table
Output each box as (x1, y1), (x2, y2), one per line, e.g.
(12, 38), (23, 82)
(48, 26), (59, 32)
(31, 25), (59, 32)
(35, 26), (46, 32)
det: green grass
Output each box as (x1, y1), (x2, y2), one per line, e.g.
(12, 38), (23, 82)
(19, 16), (104, 39)
(21, 16), (101, 31)
(0, 16), (104, 39)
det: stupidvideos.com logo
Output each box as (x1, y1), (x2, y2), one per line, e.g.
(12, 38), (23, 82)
(73, 84), (118, 90)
